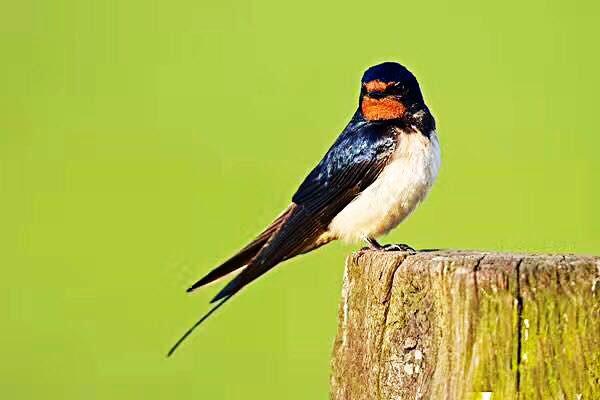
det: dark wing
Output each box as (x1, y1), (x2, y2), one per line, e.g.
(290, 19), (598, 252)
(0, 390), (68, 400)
(186, 205), (295, 292)
(210, 121), (397, 302)
(168, 121), (397, 356)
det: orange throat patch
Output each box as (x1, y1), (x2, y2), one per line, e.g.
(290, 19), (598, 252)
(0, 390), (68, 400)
(361, 96), (406, 121)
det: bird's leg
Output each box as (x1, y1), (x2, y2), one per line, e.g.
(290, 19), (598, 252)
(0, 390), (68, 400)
(362, 236), (417, 254)
(364, 236), (384, 250)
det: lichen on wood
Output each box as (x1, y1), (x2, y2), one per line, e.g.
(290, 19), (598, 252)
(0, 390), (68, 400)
(330, 250), (600, 400)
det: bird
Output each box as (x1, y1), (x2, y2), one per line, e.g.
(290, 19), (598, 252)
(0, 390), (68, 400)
(167, 62), (440, 356)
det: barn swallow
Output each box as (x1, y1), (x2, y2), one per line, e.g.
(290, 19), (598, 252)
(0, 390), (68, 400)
(168, 62), (440, 356)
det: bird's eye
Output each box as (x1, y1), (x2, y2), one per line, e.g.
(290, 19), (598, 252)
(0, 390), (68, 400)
(386, 82), (403, 95)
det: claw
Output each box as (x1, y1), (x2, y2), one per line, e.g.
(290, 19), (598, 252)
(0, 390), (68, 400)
(361, 236), (417, 254)
(382, 243), (417, 254)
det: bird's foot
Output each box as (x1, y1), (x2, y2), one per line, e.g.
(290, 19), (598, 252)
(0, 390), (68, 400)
(380, 243), (417, 254)
(362, 237), (417, 254)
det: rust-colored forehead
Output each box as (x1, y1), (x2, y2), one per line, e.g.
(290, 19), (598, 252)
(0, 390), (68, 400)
(363, 79), (396, 93)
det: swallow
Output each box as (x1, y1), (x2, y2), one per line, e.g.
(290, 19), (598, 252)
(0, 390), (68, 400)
(168, 62), (440, 356)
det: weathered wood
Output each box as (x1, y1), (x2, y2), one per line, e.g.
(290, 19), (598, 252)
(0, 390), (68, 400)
(330, 250), (600, 400)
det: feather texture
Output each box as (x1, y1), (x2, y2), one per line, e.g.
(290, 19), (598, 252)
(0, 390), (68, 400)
(329, 129), (440, 242)
(210, 119), (398, 302)
(186, 205), (295, 292)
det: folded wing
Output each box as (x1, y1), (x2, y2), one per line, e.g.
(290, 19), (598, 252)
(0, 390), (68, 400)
(168, 121), (398, 356)
(211, 122), (397, 302)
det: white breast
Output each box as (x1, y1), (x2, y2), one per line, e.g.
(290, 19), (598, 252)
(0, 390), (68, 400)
(329, 130), (440, 243)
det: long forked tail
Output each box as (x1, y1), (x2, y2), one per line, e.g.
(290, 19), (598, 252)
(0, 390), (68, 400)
(168, 204), (330, 356)
(168, 207), (294, 356)
(186, 206), (294, 292)
(167, 295), (233, 357)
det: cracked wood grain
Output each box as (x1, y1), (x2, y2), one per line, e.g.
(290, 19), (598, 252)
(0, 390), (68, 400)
(330, 250), (600, 400)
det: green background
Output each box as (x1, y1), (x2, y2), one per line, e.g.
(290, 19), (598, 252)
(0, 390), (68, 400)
(1, 0), (599, 398)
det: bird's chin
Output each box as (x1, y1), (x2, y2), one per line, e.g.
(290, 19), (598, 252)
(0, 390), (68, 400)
(361, 96), (406, 121)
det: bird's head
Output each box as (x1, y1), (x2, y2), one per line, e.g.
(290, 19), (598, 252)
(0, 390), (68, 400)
(359, 62), (427, 123)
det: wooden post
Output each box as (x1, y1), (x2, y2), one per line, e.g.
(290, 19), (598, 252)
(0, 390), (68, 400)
(330, 250), (600, 400)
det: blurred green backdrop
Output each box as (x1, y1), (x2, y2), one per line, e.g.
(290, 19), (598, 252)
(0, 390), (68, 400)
(1, 0), (599, 398)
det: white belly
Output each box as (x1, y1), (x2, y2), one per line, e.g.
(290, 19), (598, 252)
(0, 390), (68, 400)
(329, 130), (441, 243)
